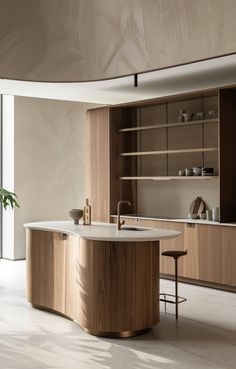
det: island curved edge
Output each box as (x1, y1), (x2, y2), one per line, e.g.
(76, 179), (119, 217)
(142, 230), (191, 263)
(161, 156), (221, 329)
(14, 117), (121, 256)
(26, 228), (160, 337)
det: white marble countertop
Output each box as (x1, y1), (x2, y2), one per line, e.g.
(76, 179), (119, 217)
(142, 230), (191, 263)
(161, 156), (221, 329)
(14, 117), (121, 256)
(24, 221), (180, 242)
(110, 215), (236, 227)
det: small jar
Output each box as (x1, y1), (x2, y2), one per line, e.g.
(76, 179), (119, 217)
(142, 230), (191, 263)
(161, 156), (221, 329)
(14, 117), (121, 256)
(185, 168), (193, 176)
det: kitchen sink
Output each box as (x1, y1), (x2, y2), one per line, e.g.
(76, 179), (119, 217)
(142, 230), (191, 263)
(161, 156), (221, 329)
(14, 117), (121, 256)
(121, 227), (149, 231)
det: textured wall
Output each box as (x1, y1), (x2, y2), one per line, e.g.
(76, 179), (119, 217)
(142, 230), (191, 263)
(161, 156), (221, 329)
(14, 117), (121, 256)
(0, 0), (236, 81)
(14, 97), (99, 259)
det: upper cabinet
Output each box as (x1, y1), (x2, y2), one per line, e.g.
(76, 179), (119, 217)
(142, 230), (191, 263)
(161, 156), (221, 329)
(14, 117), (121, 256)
(86, 88), (236, 223)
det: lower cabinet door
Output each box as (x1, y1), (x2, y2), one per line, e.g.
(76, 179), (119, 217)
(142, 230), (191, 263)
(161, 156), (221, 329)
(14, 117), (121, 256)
(160, 222), (185, 276)
(183, 223), (198, 280)
(65, 235), (78, 319)
(221, 226), (236, 287)
(196, 224), (222, 284)
(26, 230), (66, 314)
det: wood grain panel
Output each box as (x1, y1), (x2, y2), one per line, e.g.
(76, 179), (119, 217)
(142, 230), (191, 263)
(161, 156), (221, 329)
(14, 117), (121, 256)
(196, 224), (222, 284)
(26, 229), (66, 314)
(135, 241), (159, 329)
(74, 238), (93, 328)
(160, 221), (185, 276)
(1, 2), (236, 83)
(86, 108), (110, 222)
(183, 224), (199, 280)
(76, 239), (159, 335)
(139, 219), (163, 229)
(221, 226), (236, 287)
(65, 235), (78, 319)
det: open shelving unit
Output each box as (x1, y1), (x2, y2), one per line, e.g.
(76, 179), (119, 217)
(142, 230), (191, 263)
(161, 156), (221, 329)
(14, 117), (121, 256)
(121, 147), (218, 157)
(118, 118), (218, 133)
(119, 176), (218, 181)
(86, 87), (236, 229)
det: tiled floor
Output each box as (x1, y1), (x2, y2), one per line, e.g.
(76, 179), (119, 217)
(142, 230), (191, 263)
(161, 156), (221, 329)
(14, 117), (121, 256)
(0, 259), (235, 369)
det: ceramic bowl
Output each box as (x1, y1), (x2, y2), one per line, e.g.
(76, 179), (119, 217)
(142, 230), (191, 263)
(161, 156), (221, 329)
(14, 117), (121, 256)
(192, 167), (202, 176)
(68, 209), (83, 224)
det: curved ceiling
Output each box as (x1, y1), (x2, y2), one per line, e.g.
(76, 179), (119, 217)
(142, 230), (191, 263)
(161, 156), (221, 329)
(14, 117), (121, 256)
(0, 0), (236, 82)
(1, 54), (236, 104)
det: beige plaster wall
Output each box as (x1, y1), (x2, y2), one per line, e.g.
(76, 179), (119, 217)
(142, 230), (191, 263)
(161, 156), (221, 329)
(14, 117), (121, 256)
(0, 0), (236, 82)
(14, 97), (99, 259)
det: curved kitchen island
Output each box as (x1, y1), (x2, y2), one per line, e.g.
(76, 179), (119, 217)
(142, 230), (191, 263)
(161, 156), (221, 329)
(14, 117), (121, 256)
(25, 221), (180, 337)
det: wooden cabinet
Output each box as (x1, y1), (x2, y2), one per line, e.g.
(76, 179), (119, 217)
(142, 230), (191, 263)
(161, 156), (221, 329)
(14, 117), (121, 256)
(86, 108), (110, 222)
(26, 230), (66, 314)
(65, 235), (78, 319)
(26, 229), (160, 337)
(86, 88), (236, 291)
(159, 222), (185, 276)
(221, 226), (236, 287)
(26, 230), (87, 317)
(195, 224), (222, 284)
(111, 217), (236, 289)
(86, 107), (137, 222)
(87, 88), (236, 226)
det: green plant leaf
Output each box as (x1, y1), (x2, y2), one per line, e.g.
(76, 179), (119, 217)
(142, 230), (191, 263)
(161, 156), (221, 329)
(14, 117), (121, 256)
(0, 188), (20, 209)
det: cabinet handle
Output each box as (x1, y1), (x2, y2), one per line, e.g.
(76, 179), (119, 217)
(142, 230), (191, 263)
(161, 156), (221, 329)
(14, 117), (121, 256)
(187, 223), (195, 228)
(62, 233), (68, 240)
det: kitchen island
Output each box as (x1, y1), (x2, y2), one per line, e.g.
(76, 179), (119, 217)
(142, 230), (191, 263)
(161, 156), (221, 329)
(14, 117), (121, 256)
(25, 221), (180, 337)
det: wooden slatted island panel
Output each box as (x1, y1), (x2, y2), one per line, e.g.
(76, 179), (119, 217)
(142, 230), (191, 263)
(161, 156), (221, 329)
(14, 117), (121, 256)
(25, 221), (180, 338)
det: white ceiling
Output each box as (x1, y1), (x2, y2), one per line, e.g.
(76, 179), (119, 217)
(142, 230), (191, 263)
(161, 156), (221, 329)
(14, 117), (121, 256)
(1, 54), (236, 105)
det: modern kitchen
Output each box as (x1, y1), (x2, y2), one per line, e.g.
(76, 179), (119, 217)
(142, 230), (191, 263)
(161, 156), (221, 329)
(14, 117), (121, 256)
(0, 1), (236, 369)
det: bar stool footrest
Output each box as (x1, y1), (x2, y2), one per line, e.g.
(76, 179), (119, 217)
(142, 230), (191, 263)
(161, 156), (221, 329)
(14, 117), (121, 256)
(159, 293), (187, 304)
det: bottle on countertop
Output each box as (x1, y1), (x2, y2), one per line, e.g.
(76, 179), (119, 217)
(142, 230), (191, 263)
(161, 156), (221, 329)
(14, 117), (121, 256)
(83, 198), (91, 225)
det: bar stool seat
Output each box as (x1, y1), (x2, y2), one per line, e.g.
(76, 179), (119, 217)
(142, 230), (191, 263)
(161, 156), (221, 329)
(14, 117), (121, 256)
(160, 249), (187, 319)
(162, 250), (187, 258)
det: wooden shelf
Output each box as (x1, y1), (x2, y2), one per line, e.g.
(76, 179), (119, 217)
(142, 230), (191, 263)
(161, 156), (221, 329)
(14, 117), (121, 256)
(118, 118), (218, 133)
(120, 176), (219, 181)
(121, 147), (218, 157)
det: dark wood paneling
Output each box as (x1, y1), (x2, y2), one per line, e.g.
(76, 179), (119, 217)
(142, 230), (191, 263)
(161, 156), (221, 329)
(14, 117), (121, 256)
(219, 88), (236, 222)
(109, 107), (137, 215)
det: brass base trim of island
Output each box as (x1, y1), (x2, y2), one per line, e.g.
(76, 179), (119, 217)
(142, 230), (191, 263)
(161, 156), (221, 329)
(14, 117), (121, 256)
(83, 327), (150, 338)
(25, 221), (180, 338)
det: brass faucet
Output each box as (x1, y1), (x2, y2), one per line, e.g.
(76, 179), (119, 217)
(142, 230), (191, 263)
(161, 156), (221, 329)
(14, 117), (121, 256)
(117, 200), (131, 230)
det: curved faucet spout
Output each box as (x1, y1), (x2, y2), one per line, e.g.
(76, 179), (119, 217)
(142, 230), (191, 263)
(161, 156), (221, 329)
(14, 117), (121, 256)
(117, 200), (131, 230)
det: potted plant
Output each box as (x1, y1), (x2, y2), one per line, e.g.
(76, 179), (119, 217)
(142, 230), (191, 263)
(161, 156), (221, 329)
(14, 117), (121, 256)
(0, 188), (20, 209)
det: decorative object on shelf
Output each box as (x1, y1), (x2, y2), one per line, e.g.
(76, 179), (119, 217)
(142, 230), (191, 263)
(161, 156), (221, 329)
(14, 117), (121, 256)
(188, 197), (206, 219)
(212, 207), (219, 222)
(206, 110), (216, 119)
(178, 170), (185, 176)
(68, 209), (83, 225)
(202, 167), (214, 176)
(0, 188), (20, 209)
(195, 112), (204, 120)
(83, 198), (91, 225)
(182, 112), (191, 122)
(199, 213), (206, 219)
(192, 167), (202, 176)
(206, 209), (212, 221)
(177, 109), (185, 122)
(185, 168), (193, 176)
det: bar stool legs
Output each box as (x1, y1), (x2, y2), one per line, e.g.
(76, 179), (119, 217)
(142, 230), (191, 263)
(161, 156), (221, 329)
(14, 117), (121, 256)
(175, 257), (178, 319)
(160, 250), (187, 320)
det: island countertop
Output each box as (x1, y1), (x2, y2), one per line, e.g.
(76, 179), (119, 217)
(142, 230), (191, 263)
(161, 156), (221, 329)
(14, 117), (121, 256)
(24, 221), (180, 242)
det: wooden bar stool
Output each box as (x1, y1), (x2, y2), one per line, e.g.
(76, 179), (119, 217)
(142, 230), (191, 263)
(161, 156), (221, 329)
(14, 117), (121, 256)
(160, 250), (187, 319)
